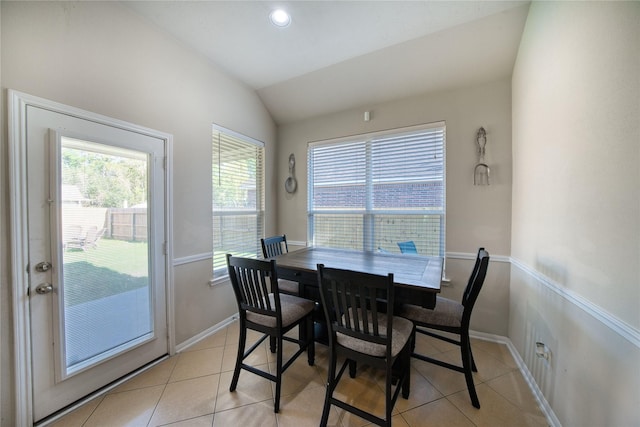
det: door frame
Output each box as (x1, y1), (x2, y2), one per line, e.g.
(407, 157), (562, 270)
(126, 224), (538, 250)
(8, 90), (175, 426)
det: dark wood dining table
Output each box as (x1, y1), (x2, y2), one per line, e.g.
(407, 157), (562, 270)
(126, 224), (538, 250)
(271, 246), (443, 311)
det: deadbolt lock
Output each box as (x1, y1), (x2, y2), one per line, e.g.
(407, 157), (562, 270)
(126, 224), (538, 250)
(35, 261), (52, 272)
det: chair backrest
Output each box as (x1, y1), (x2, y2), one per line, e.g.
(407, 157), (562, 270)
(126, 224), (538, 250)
(397, 241), (417, 254)
(261, 235), (289, 258)
(85, 226), (104, 243)
(462, 247), (484, 303)
(461, 249), (490, 320)
(64, 224), (84, 242)
(317, 264), (394, 357)
(226, 254), (281, 321)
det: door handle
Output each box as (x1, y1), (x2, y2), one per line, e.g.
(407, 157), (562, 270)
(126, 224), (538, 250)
(35, 283), (54, 295)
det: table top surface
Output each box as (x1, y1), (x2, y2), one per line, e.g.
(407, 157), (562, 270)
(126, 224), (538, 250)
(271, 247), (442, 293)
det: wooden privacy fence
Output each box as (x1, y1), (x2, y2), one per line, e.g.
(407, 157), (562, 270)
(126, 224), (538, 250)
(107, 208), (148, 242)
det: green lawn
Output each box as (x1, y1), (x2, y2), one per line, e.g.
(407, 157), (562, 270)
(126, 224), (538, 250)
(63, 239), (149, 306)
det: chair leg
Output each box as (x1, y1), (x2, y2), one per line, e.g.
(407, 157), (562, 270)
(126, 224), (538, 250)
(270, 335), (276, 353)
(320, 347), (337, 427)
(274, 334), (283, 413)
(306, 316), (315, 366)
(402, 327), (415, 399)
(469, 342), (478, 372)
(401, 346), (411, 399)
(348, 359), (356, 378)
(385, 372), (393, 427)
(460, 333), (480, 409)
(230, 319), (247, 392)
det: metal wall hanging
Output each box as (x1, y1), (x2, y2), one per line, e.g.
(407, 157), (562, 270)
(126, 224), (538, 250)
(473, 127), (490, 185)
(284, 153), (297, 193)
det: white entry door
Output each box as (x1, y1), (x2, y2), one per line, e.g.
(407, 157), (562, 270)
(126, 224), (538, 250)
(15, 94), (169, 423)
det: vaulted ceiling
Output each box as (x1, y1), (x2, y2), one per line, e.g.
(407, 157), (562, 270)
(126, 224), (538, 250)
(125, 1), (530, 124)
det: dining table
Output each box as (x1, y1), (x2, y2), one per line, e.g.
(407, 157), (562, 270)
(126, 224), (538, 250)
(269, 246), (444, 342)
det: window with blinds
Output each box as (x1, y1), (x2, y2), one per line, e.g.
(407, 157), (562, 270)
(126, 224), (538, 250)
(212, 125), (264, 277)
(308, 122), (445, 256)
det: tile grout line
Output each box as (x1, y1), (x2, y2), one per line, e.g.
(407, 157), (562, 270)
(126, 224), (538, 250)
(144, 356), (179, 427)
(79, 395), (105, 427)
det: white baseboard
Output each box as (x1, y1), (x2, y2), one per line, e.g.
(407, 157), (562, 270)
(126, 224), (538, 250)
(470, 331), (561, 427)
(174, 314), (238, 353)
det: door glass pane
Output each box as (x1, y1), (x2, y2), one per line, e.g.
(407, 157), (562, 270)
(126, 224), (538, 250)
(58, 137), (152, 378)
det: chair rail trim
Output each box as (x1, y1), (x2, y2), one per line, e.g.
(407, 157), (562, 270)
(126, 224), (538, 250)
(511, 257), (640, 349)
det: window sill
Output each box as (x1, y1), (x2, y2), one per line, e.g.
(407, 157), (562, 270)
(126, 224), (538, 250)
(209, 275), (229, 287)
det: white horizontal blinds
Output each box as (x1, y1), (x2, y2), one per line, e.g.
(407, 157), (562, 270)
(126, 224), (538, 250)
(371, 127), (445, 256)
(308, 123), (445, 256)
(310, 141), (367, 207)
(371, 128), (445, 192)
(212, 126), (264, 276)
(308, 141), (367, 249)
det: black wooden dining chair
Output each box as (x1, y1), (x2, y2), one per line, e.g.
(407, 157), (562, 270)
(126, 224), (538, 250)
(261, 235), (299, 295)
(316, 264), (414, 427)
(226, 254), (315, 413)
(399, 248), (489, 409)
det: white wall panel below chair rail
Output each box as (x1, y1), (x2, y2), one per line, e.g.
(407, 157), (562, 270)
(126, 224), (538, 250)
(509, 259), (640, 427)
(511, 257), (640, 349)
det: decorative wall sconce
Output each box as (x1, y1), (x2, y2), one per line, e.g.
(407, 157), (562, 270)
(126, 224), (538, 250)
(284, 153), (297, 193)
(473, 127), (490, 185)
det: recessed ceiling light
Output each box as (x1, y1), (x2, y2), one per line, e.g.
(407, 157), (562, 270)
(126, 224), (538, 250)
(269, 9), (291, 27)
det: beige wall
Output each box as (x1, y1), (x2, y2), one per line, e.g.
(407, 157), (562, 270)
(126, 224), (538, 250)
(0, 2), (276, 424)
(511, 2), (640, 426)
(277, 79), (513, 254)
(277, 79), (514, 335)
(4, 1), (638, 425)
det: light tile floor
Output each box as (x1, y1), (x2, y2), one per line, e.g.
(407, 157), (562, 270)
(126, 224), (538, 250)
(50, 321), (549, 426)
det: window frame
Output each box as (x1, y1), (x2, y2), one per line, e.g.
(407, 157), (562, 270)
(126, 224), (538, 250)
(307, 121), (446, 256)
(212, 124), (265, 279)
